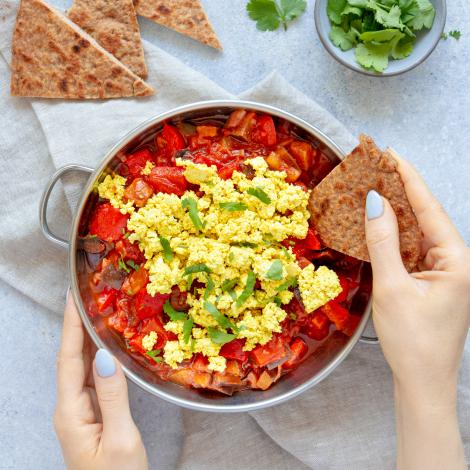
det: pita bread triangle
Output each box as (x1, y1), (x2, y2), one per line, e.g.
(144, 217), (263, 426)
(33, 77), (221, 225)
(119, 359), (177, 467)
(67, 0), (148, 78)
(308, 135), (422, 272)
(10, 0), (154, 99)
(134, 0), (221, 49)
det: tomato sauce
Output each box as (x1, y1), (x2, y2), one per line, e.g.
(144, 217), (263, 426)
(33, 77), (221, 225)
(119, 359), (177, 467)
(81, 109), (372, 395)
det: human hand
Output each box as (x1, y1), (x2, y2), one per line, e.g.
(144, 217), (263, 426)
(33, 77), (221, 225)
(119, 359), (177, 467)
(364, 152), (469, 469)
(364, 153), (470, 397)
(54, 294), (148, 470)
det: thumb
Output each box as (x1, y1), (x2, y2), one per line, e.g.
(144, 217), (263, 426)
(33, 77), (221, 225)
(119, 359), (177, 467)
(365, 190), (408, 283)
(93, 348), (135, 434)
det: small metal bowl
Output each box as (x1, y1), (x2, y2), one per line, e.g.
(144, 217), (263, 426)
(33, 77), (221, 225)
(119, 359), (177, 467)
(314, 0), (446, 77)
(40, 100), (376, 412)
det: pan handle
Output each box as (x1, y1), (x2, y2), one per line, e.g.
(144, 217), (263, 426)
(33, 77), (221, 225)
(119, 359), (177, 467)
(39, 164), (94, 248)
(359, 335), (379, 345)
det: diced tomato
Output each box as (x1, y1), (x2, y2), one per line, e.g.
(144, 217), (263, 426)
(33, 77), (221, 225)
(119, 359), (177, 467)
(196, 125), (219, 137)
(159, 124), (186, 161)
(304, 228), (322, 250)
(124, 177), (154, 207)
(218, 160), (240, 180)
(135, 289), (170, 320)
(321, 301), (350, 330)
(252, 115), (277, 146)
(303, 311), (330, 341)
(147, 166), (188, 196)
(283, 337), (308, 369)
(192, 354), (209, 371)
(311, 151), (335, 184)
(250, 336), (287, 367)
(220, 339), (248, 363)
(341, 314), (361, 337)
(289, 141), (314, 171)
(96, 287), (118, 314)
(121, 268), (149, 297)
(266, 146), (301, 182)
(130, 317), (167, 352)
(89, 203), (129, 242)
(335, 276), (359, 303)
(115, 238), (145, 264)
(188, 134), (213, 150)
(124, 148), (154, 178)
(229, 111), (256, 140)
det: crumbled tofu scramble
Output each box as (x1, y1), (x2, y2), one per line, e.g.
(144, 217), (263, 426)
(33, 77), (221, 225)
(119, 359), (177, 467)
(97, 157), (342, 372)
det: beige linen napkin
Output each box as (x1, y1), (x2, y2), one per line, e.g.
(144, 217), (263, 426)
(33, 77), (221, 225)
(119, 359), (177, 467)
(1, 1), (468, 468)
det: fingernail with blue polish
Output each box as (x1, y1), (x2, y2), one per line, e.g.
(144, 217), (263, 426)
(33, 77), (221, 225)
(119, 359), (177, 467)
(95, 349), (116, 378)
(366, 190), (384, 220)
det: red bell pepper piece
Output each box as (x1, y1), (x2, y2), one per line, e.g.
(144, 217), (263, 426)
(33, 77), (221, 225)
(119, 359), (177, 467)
(124, 148), (154, 178)
(147, 166), (188, 196)
(341, 314), (361, 337)
(250, 336), (287, 367)
(96, 287), (118, 314)
(220, 339), (248, 363)
(121, 268), (149, 297)
(89, 203), (129, 242)
(303, 228), (322, 250)
(289, 141), (314, 171)
(161, 124), (186, 160)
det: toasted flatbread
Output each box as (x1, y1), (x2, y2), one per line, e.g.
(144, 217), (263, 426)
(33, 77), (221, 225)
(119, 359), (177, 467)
(134, 0), (221, 49)
(308, 135), (422, 272)
(67, 0), (147, 78)
(10, 0), (154, 99)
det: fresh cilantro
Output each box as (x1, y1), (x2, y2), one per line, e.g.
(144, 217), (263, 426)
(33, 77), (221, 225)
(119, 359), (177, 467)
(449, 30), (461, 40)
(163, 300), (188, 321)
(236, 271), (256, 307)
(272, 295), (282, 306)
(182, 197), (205, 231)
(221, 279), (238, 292)
(326, 0), (436, 72)
(265, 259), (284, 280)
(123, 232), (131, 239)
(204, 301), (237, 331)
(228, 289), (238, 301)
(276, 277), (298, 292)
(183, 316), (193, 344)
(159, 236), (173, 262)
(207, 327), (237, 345)
(219, 201), (248, 211)
(280, 246), (292, 260)
(146, 350), (162, 363)
(126, 260), (140, 271)
(204, 275), (215, 300)
(118, 258), (131, 273)
(247, 0), (307, 32)
(232, 241), (258, 248)
(442, 30), (461, 41)
(183, 263), (212, 276)
(289, 313), (297, 321)
(247, 187), (271, 204)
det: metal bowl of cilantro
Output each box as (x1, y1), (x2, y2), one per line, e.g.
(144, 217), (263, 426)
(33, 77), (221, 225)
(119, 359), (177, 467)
(314, 0), (446, 76)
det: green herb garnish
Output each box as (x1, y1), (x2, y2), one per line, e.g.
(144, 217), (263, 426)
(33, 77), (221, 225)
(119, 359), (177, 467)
(246, 0), (307, 31)
(265, 259), (284, 281)
(163, 300), (188, 321)
(204, 275), (215, 300)
(441, 30), (461, 41)
(123, 232), (131, 239)
(183, 316), (194, 344)
(126, 260), (140, 271)
(236, 271), (256, 307)
(281, 246), (292, 260)
(219, 201), (248, 212)
(204, 301), (236, 331)
(183, 263), (212, 275)
(182, 197), (205, 231)
(159, 236), (173, 262)
(247, 187), (271, 204)
(221, 279), (238, 292)
(207, 327), (237, 345)
(146, 350), (162, 363)
(272, 295), (282, 306)
(326, 0), (436, 73)
(276, 277), (298, 292)
(118, 258), (131, 273)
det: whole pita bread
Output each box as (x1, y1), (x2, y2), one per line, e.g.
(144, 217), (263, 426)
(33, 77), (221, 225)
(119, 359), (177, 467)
(308, 135), (422, 272)
(134, 0), (221, 49)
(67, 0), (148, 78)
(10, 0), (154, 99)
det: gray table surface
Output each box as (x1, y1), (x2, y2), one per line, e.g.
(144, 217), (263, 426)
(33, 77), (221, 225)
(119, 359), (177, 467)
(1, 0), (469, 469)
